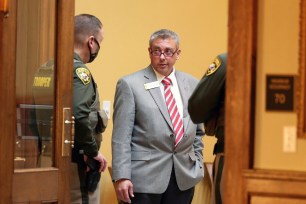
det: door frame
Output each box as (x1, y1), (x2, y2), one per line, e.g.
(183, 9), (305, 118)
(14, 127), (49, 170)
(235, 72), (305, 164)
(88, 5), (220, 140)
(0, 0), (74, 202)
(224, 0), (258, 202)
(54, 0), (75, 202)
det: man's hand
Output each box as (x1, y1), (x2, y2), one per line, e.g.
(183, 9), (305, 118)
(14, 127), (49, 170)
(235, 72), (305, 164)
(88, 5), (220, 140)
(93, 152), (107, 172)
(115, 179), (134, 203)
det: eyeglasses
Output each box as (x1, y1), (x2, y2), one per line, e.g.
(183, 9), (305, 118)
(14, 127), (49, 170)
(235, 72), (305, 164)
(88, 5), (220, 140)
(93, 37), (100, 49)
(150, 49), (178, 57)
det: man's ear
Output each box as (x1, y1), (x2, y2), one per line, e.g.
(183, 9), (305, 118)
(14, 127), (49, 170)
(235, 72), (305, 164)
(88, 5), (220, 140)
(88, 36), (95, 48)
(148, 48), (152, 57)
(176, 50), (181, 59)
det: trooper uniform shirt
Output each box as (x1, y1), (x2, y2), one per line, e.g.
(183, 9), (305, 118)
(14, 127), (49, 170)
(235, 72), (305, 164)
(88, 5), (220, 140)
(188, 53), (227, 154)
(73, 53), (102, 157)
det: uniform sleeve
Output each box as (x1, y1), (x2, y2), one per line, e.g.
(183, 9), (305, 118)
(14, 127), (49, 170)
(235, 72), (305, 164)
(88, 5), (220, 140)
(73, 70), (98, 157)
(188, 66), (226, 124)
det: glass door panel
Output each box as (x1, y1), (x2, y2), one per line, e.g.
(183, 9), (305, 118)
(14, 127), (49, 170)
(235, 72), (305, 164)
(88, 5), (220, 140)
(15, 0), (56, 169)
(0, 0), (73, 202)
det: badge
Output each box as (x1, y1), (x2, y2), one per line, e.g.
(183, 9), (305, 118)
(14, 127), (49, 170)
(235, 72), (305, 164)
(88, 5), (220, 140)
(206, 56), (222, 76)
(76, 68), (91, 85)
(144, 81), (160, 90)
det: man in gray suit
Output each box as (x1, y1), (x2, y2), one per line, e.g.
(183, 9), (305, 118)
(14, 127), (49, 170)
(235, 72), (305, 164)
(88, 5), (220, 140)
(112, 29), (204, 204)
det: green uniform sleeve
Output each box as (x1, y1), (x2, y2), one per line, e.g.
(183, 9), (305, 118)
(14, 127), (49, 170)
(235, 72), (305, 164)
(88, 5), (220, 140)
(73, 69), (98, 157)
(188, 63), (226, 124)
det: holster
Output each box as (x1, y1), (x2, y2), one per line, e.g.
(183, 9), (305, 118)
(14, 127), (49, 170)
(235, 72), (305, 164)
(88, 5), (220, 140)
(72, 148), (101, 192)
(71, 148), (88, 178)
(95, 110), (108, 134)
(85, 157), (101, 192)
(204, 114), (218, 136)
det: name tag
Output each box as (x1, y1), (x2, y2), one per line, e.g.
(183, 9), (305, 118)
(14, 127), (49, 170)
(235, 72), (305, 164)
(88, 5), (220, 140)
(144, 81), (160, 90)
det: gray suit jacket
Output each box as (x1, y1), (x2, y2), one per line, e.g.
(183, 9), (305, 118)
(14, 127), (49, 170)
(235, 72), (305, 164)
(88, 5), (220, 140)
(112, 66), (204, 193)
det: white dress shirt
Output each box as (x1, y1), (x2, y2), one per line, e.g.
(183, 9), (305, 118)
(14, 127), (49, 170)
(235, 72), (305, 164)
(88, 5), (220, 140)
(153, 67), (184, 120)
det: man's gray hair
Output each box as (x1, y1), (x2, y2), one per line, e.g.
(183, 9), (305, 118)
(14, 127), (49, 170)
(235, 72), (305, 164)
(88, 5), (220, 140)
(149, 29), (180, 48)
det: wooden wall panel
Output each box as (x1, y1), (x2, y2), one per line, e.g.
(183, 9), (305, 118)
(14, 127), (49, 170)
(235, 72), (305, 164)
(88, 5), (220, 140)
(245, 170), (306, 204)
(251, 196), (306, 204)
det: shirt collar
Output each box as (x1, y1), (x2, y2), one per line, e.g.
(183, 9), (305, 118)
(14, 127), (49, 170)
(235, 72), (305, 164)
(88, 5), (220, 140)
(151, 66), (176, 84)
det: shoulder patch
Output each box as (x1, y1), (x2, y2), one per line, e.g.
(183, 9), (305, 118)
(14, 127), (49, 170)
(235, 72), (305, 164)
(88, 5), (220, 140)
(205, 56), (222, 76)
(76, 68), (91, 85)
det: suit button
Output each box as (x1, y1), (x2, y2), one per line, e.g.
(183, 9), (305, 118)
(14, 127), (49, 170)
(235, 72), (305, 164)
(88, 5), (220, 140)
(173, 151), (177, 154)
(170, 134), (174, 138)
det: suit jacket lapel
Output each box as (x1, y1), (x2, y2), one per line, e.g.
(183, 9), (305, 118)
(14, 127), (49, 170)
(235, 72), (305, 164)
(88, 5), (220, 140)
(176, 71), (191, 132)
(144, 66), (173, 129)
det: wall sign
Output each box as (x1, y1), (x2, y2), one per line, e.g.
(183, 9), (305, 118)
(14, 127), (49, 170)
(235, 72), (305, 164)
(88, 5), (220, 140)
(266, 75), (295, 111)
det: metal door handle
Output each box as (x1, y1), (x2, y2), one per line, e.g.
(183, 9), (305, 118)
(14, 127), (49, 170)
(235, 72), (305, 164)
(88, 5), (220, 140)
(64, 139), (74, 145)
(62, 108), (74, 156)
(65, 119), (74, 124)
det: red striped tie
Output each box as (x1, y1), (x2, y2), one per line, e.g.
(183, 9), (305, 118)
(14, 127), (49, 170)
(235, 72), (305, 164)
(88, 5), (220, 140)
(162, 77), (184, 147)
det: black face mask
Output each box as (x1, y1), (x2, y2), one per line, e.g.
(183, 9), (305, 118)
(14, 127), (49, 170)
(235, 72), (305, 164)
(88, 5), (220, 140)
(88, 37), (100, 63)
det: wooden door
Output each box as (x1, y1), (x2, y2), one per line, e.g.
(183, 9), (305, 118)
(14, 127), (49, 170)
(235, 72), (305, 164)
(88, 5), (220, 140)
(0, 0), (75, 203)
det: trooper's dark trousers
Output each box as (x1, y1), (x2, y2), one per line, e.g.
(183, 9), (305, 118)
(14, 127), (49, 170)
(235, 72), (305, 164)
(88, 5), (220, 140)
(70, 161), (101, 204)
(211, 153), (224, 204)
